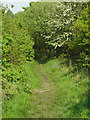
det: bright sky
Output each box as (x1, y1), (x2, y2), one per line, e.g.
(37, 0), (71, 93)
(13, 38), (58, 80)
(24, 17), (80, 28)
(1, 0), (38, 13)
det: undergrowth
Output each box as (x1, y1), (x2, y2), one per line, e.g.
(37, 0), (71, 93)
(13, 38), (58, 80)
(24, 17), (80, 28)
(2, 61), (42, 118)
(40, 58), (89, 118)
(2, 58), (89, 118)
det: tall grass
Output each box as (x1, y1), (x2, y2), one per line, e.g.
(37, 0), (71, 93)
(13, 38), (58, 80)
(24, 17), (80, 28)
(2, 59), (89, 118)
(40, 58), (89, 118)
(2, 61), (43, 118)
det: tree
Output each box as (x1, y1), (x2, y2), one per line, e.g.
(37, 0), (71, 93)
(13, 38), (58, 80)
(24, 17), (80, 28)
(11, 4), (14, 13)
(11, 4), (14, 8)
(42, 3), (85, 49)
(68, 3), (90, 69)
(23, 2), (56, 61)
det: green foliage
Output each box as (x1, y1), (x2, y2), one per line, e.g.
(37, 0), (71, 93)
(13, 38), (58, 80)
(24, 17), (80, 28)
(11, 5), (14, 8)
(68, 3), (90, 69)
(3, 92), (31, 118)
(2, 9), (34, 64)
(40, 58), (88, 118)
(42, 3), (83, 48)
(23, 2), (57, 61)
(2, 5), (35, 115)
(2, 64), (31, 100)
(2, 61), (43, 118)
(22, 2), (89, 68)
(2, 2), (89, 118)
(2, 58), (89, 118)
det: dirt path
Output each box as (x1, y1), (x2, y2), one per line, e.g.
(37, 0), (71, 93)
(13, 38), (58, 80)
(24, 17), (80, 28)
(31, 63), (54, 118)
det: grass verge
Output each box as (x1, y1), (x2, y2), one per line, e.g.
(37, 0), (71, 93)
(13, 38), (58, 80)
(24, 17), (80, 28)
(40, 58), (89, 118)
(2, 58), (89, 118)
(2, 61), (43, 118)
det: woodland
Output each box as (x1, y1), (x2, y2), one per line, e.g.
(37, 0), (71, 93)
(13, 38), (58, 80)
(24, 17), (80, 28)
(1, 2), (90, 118)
